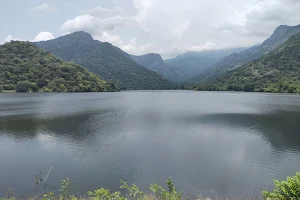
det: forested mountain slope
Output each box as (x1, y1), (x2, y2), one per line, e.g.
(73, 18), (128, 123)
(0, 41), (118, 92)
(36, 32), (175, 90)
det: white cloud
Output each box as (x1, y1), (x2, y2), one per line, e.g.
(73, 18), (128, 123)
(61, 15), (134, 35)
(60, 6), (138, 50)
(57, 0), (300, 58)
(94, 32), (124, 46)
(80, 6), (125, 17)
(131, 0), (300, 58)
(29, 3), (57, 17)
(32, 32), (55, 42)
(122, 38), (154, 55)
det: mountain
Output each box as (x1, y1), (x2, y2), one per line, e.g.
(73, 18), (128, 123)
(165, 48), (247, 78)
(130, 53), (188, 82)
(35, 32), (175, 90)
(189, 24), (300, 84)
(0, 41), (118, 92)
(195, 32), (300, 93)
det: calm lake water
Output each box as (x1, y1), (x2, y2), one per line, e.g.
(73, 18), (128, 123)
(1, 91), (300, 198)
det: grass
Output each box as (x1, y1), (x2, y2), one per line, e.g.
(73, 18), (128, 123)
(1, 90), (16, 93)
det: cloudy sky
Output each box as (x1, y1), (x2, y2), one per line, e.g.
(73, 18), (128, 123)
(1, 0), (300, 58)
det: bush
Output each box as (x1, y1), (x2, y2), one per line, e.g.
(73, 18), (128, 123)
(15, 81), (31, 92)
(30, 83), (39, 92)
(0, 85), (3, 92)
(38, 177), (185, 200)
(263, 172), (300, 200)
(37, 79), (48, 88)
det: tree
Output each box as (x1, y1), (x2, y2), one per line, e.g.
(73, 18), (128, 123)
(15, 81), (31, 92)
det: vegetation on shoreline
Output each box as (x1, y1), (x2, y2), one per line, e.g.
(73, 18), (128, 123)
(194, 32), (300, 94)
(0, 41), (119, 93)
(2, 173), (300, 200)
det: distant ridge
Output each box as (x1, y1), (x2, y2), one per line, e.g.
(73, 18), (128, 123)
(188, 24), (300, 84)
(195, 32), (300, 93)
(130, 53), (188, 83)
(165, 47), (247, 79)
(35, 31), (176, 90)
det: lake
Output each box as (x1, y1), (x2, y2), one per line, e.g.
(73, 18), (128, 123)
(1, 91), (300, 198)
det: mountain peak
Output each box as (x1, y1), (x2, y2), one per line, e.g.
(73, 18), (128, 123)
(271, 24), (300, 36)
(35, 33), (174, 90)
(143, 53), (163, 61)
(67, 31), (94, 41)
(262, 24), (300, 49)
(130, 53), (164, 63)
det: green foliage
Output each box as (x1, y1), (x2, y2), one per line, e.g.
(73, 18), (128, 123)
(263, 172), (300, 200)
(15, 81), (31, 92)
(87, 177), (185, 200)
(195, 32), (300, 93)
(30, 177), (186, 200)
(0, 41), (119, 93)
(42, 192), (55, 200)
(120, 180), (144, 199)
(35, 32), (176, 90)
(149, 177), (185, 200)
(88, 188), (126, 200)
(59, 178), (71, 200)
(6, 174), (300, 200)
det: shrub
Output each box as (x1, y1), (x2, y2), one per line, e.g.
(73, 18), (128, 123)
(263, 172), (300, 200)
(39, 177), (185, 200)
(15, 81), (31, 92)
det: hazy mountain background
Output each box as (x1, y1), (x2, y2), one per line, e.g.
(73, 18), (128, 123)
(188, 25), (300, 84)
(195, 32), (300, 93)
(130, 53), (188, 83)
(164, 48), (247, 79)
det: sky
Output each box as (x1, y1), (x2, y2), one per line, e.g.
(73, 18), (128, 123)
(1, 0), (300, 58)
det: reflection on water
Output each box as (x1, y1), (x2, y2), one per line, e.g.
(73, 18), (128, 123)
(1, 91), (300, 198)
(184, 109), (300, 151)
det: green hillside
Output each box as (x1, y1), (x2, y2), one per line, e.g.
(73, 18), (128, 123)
(0, 41), (118, 92)
(35, 32), (176, 90)
(195, 32), (300, 93)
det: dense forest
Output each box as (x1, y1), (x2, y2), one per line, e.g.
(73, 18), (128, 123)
(0, 41), (119, 92)
(35, 32), (176, 90)
(195, 32), (300, 93)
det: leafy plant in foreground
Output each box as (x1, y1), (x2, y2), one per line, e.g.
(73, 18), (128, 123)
(263, 172), (300, 200)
